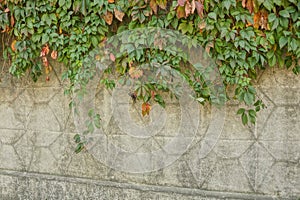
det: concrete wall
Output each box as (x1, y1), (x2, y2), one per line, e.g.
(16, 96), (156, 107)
(0, 59), (299, 200)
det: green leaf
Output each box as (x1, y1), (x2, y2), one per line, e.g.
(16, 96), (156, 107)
(263, 0), (274, 11)
(237, 108), (245, 115)
(249, 109), (256, 118)
(242, 113), (248, 125)
(208, 12), (217, 20)
(222, 0), (231, 10)
(59, 0), (65, 7)
(73, 134), (81, 143)
(279, 36), (288, 48)
(268, 13), (276, 22)
(75, 143), (84, 153)
(279, 10), (289, 18)
(244, 92), (254, 105)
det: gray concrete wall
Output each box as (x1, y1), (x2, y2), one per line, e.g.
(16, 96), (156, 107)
(0, 60), (299, 200)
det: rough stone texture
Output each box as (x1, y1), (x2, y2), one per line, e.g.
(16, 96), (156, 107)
(0, 63), (299, 200)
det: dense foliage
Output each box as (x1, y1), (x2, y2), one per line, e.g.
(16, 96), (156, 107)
(0, 0), (299, 130)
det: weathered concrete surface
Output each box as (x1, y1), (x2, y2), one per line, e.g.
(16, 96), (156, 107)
(0, 60), (299, 200)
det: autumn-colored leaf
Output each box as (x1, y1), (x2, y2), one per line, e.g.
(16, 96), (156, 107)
(51, 50), (58, 59)
(195, 0), (204, 18)
(157, 0), (167, 9)
(11, 40), (17, 52)
(150, 0), (158, 14)
(142, 102), (151, 116)
(109, 53), (116, 62)
(185, 1), (192, 17)
(247, 0), (254, 13)
(254, 10), (269, 30)
(10, 15), (15, 27)
(40, 44), (50, 57)
(198, 21), (206, 30)
(108, 0), (114, 3)
(129, 67), (143, 79)
(253, 12), (260, 29)
(42, 57), (49, 67)
(178, 0), (186, 6)
(104, 11), (113, 25)
(260, 10), (269, 30)
(114, 8), (125, 22)
(205, 42), (214, 54)
(176, 6), (185, 19)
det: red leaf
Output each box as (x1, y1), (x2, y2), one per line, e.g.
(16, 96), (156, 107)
(40, 44), (50, 57)
(109, 53), (116, 62)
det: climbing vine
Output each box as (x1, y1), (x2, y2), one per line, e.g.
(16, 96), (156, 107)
(0, 0), (299, 151)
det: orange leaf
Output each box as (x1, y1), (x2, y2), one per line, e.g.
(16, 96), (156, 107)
(108, 0), (114, 3)
(150, 0), (158, 14)
(114, 8), (125, 22)
(11, 40), (17, 52)
(142, 102), (151, 116)
(253, 12), (260, 29)
(51, 50), (58, 60)
(104, 11), (113, 25)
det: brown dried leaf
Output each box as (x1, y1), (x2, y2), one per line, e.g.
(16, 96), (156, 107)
(195, 0), (204, 18)
(150, 0), (158, 14)
(114, 8), (125, 21)
(260, 10), (269, 30)
(246, 0), (254, 13)
(10, 15), (14, 27)
(185, 1), (191, 17)
(104, 11), (113, 25)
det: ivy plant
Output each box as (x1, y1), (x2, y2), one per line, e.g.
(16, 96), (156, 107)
(0, 0), (299, 152)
